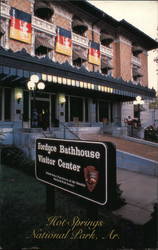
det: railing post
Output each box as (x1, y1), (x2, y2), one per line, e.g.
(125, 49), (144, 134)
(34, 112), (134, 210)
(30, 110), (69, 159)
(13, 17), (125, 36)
(64, 126), (66, 139)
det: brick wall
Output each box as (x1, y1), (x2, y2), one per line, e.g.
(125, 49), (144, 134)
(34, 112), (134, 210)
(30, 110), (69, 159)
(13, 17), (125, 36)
(140, 52), (148, 87)
(113, 41), (120, 78)
(10, 0), (32, 13)
(113, 37), (132, 81)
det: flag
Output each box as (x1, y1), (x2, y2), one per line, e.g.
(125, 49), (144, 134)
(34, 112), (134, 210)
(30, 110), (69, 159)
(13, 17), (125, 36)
(10, 7), (32, 44)
(56, 27), (72, 56)
(88, 41), (100, 65)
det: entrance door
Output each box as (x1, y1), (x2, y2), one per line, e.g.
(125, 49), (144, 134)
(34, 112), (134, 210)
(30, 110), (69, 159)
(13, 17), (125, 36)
(99, 101), (109, 122)
(31, 100), (50, 128)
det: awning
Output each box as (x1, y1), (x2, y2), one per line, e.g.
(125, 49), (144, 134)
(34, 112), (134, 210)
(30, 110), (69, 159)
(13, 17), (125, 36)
(133, 68), (143, 78)
(0, 47), (156, 100)
(35, 36), (53, 51)
(100, 33), (114, 45)
(72, 18), (88, 34)
(132, 46), (144, 56)
(0, 26), (5, 37)
(34, 1), (54, 20)
(72, 46), (87, 62)
(101, 57), (113, 70)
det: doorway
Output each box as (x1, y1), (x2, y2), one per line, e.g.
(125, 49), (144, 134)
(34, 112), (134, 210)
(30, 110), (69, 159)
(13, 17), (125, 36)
(31, 99), (50, 128)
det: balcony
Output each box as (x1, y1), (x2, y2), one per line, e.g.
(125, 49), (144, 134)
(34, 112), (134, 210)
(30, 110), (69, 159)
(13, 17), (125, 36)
(72, 33), (89, 48)
(0, 2), (10, 19)
(100, 45), (113, 57)
(32, 16), (56, 36)
(131, 56), (141, 66)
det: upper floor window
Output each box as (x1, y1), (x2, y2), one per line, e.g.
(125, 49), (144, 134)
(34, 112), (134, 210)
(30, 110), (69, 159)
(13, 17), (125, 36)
(34, 0), (54, 22)
(0, 19), (6, 48)
(72, 45), (88, 67)
(35, 34), (54, 58)
(100, 32), (114, 47)
(132, 45), (143, 57)
(1, 0), (9, 3)
(72, 16), (88, 37)
(101, 56), (113, 75)
(132, 66), (143, 82)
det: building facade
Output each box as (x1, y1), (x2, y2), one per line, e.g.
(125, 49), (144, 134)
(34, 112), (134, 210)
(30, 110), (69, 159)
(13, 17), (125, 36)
(0, 0), (158, 146)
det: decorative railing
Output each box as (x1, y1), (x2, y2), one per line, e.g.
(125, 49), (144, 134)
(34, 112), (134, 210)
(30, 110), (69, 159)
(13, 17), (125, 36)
(100, 45), (113, 57)
(32, 16), (56, 35)
(0, 2), (10, 19)
(72, 33), (89, 48)
(131, 56), (141, 66)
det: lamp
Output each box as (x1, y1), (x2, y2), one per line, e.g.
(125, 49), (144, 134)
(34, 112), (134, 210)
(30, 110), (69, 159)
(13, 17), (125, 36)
(27, 75), (45, 128)
(133, 95), (144, 105)
(16, 92), (22, 104)
(59, 94), (66, 106)
(30, 74), (39, 83)
(133, 95), (144, 122)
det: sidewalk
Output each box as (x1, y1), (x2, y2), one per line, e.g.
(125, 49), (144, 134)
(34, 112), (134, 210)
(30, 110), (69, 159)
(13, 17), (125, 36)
(115, 168), (158, 224)
(79, 133), (158, 161)
(80, 133), (158, 224)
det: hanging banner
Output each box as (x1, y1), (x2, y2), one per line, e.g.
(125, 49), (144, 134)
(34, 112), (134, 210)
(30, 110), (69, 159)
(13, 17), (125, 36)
(10, 7), (32, 44)
(55, 27), (72, 56)
(88, 41), (100, 65)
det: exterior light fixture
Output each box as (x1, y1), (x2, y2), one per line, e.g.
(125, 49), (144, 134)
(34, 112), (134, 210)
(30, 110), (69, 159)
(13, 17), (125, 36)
(37, 82), (45, 90)
(133, 95), (144, 105)
(27, 81), (36, 90)
(30, 74), (39, 83)
(59, 94), (66, 106)
(16, 92), (22, 104)
(133, 95), (144, 122)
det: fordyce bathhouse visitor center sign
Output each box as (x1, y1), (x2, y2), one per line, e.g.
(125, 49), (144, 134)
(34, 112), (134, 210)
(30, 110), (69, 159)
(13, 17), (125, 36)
(36, 138), (116, 206)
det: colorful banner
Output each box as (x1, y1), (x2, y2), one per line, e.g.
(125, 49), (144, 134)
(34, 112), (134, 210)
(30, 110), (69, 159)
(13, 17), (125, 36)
(88, 41), (100, 65)
(10, 7), (32, 44)
(55, 27), (72, 56)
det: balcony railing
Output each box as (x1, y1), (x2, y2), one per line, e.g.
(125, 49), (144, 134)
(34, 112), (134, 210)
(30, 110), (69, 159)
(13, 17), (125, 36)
(32, 16), (56, 35)
(131, 56), (141, 66)
(0, 2), (10, 19)
(72, 33), (89, 48)
(100, 45), (113, 57)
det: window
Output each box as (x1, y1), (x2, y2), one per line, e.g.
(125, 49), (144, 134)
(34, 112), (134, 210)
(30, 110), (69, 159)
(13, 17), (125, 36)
(100, 32), (114, 47)
(0, 88), (2, 120)
(72, 16), (88, 36)
(35, 34), (54, 58)
(101, 56), (113, 75)
(23, 91), (29, 121)
(4, 88), (11, 121)
(34, 1), (54, 22)
(72, 45), (87, 67)
(70, 97), (83, 122)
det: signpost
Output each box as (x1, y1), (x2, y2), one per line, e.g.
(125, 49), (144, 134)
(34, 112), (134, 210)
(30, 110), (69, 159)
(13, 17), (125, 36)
(36, 138), (116, 210)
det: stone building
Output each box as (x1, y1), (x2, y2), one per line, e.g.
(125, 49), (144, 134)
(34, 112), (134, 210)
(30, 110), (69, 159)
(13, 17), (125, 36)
(0, 0), (158, 150)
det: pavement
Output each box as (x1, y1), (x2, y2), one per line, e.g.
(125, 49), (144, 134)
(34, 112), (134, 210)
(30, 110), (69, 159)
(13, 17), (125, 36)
(80, 133), (158, 225)
(79, 133), (158, 161)
(115, 168), (158, 224)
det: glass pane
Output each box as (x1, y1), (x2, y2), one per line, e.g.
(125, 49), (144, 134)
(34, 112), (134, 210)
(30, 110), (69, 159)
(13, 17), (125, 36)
(4, 88), (11, 121)
(23, 91), (29, 121)
(0, 88), (2, 120)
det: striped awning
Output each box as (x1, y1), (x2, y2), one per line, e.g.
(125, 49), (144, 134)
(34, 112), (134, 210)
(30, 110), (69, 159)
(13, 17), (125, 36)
(100, 33), (114, 45)
(35, 36), (53, 50)
(72, 46), (87, 61)
(101, 57), (113, 69)
(34, 1), (54, 19)
(72, 18), (88, 33)
(133, 68), (143, 78)
(0, 26), (5, 37)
